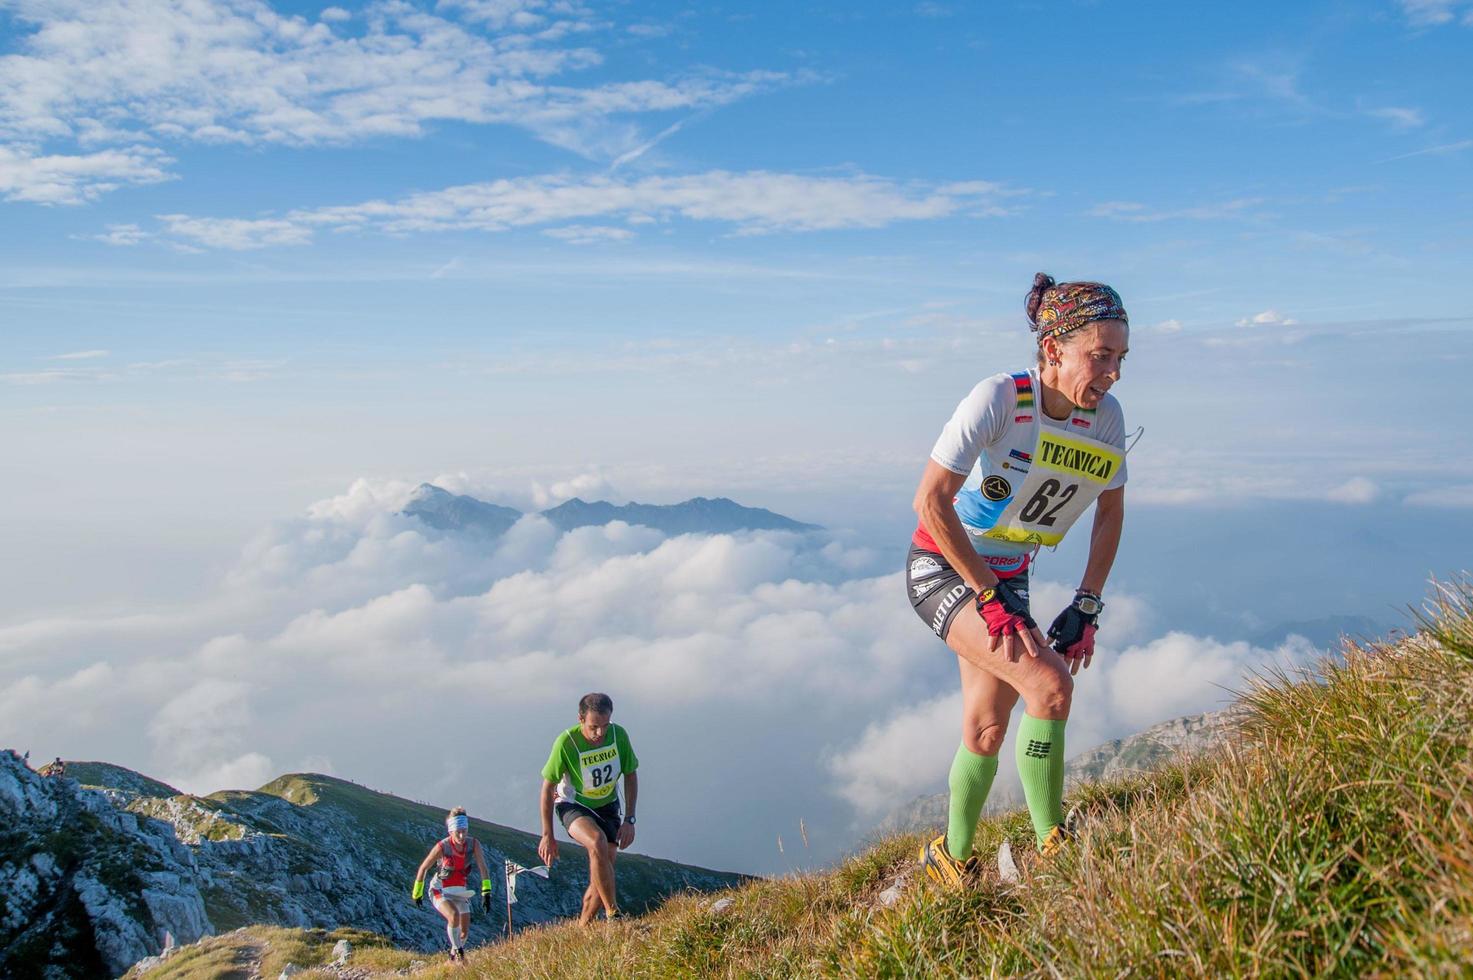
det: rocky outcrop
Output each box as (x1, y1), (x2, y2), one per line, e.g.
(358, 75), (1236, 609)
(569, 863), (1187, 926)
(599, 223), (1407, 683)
(0, 750), (212, 977)
(1062, 708), (1245, 785)
(2, 751), (744, 977)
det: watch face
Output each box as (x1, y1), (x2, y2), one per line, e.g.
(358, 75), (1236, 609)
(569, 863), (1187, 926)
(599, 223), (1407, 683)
(1076, 596), (1102, 615)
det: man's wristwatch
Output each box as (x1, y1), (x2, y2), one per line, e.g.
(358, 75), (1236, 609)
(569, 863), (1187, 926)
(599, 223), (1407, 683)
(626, 815), (636, 825)
(1073, 591), (1104, 616)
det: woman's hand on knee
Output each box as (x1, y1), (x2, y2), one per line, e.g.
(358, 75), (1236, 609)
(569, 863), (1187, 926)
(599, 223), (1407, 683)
(991, 626), (1048, 662)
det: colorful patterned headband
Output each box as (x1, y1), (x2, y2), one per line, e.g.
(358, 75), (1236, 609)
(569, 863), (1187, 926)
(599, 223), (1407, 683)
(1025, 273), (1128, 342)
(447, 814), (469, 831)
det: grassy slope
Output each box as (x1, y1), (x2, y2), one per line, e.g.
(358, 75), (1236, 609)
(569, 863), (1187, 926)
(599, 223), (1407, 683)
(67, 762), (180, 799)
(130, 587), (1473, 978)
(213, 772), (744, 914)
(444, 584), (1473, 978)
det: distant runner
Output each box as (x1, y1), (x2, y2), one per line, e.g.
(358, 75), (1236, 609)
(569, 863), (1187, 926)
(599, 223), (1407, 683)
(411, 807), (492, 965)
(537, 692), (639, 925)
(909, 273), (1132, 886)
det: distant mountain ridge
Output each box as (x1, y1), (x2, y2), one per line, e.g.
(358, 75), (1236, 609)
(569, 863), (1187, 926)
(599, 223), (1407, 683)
(401, 484), (523, 535)
(0, 753), (744, 978)
(401, 483), (820, 537)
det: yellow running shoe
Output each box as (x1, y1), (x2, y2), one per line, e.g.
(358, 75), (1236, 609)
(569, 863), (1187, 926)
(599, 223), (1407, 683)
(1038, 824), (1073, 858)
(919, 834), (975, 888)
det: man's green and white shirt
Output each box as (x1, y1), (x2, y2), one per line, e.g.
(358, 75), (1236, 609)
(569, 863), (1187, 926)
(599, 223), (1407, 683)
(541, 724), (638, 809)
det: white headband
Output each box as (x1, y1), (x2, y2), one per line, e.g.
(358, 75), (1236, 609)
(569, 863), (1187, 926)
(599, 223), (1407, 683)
(447, 814), (468, 832)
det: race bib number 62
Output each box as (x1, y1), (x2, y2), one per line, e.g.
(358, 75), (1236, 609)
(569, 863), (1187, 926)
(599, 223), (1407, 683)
(982, 431), (1121, 547)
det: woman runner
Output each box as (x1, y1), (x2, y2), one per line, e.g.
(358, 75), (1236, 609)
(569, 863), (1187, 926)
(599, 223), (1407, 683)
(537, 692), (639, 925)
(909, 273), (1132, 886)
(410, 807), (492, 964)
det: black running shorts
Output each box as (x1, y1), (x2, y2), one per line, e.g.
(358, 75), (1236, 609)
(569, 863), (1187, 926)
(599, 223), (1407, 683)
(906, 546), (1030, 641)
(556, 799), (621, 844)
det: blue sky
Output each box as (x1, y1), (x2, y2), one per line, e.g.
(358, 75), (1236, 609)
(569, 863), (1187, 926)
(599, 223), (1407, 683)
(2, 1), (1472, 873)
(4, 0), (1470, 607)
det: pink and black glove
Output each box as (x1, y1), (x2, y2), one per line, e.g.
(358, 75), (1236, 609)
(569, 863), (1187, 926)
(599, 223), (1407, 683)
(1048, 592), (1102, 658)
(975, 580), (1035, 636)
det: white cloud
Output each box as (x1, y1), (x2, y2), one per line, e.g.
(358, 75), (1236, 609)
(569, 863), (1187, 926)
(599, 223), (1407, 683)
(531, 471), (620, 508)
(1404, 484), (1473, 508)
(1106, 632), (1315, 729)
(1366, 105), (1426, 129)
(0, 144), (173, 205)
(50, 349), (110, 360)
(828, 625), (1312, 817)
(1326, 477), (1379, 504)
(172, 753), (277, 796)
(1235, 309), (1298, 326)
(155, 170), (1024, 248)
(828, 690), (962, 814)
(1384, 139), (1473, 162)
(156, 214), (315, 250)
(84, 223), (150, 246)
(541, 224), (635, 244)
(1089, 197), (1266, 223)
(626, 23), (675, 39)
(1154, 318), (1183, 333)
(0, 368), (117, 385)
(1397, 0), (1473, 26)
(0, 0), (792, 191)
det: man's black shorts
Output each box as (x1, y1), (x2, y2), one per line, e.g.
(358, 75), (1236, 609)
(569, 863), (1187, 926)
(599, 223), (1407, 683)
(556, 799), (621, 844)
(906, 546), (1030, 640)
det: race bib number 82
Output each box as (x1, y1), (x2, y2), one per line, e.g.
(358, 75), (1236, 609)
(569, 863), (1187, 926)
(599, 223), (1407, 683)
(579, 745), (619, 800)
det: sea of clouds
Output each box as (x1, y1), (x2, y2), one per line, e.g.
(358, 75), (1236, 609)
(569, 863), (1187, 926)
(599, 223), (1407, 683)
(0, 476), (1316, 874)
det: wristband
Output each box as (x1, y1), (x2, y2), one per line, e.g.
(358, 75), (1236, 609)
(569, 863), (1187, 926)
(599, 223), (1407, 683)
(412, 880), (425, 900)
(481, 878), (492, 893)
(1072, 590), (1103, 616)
(975, 579), (1035, 636)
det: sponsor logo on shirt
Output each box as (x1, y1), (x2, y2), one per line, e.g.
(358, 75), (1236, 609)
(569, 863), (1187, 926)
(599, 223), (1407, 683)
(1071, 417), (1092, 429)
(1014, 414), (1034, 423)
(1037, 432), (1120, 483)
(1009, 449), (1032, 463)
(981, 475), (1012, 501)
(581, 745), (619, 767)
(909, 556), (942, 578)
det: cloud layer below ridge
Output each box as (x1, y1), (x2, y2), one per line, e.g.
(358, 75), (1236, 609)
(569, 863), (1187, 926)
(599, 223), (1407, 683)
(0, 477), (1320, 873)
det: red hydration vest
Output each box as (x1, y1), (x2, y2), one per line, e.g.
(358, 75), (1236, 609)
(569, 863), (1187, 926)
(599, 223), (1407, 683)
(432, 837), (475, 888)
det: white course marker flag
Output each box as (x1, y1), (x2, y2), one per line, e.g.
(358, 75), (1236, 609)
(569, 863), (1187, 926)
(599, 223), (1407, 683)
(505, 859), (550, 904)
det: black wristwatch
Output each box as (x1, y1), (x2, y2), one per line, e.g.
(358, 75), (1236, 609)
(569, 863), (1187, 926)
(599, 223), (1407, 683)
(626, 815), (636, 825)
(1073, 591), (1104, 616)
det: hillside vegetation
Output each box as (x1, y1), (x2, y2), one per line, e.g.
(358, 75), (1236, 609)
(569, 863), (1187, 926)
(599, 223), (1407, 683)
(1, 757), (742, 978)
(140, 581), (1473, 978)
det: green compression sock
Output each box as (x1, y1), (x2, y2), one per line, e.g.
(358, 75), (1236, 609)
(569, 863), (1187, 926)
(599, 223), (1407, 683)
(1016, 714), (1067, 846)
(945, 743), (998, 860)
